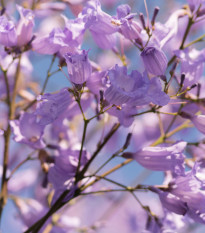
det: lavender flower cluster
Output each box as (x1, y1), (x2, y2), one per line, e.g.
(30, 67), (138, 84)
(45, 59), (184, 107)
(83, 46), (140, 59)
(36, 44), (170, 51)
(0, 0), (205, 232)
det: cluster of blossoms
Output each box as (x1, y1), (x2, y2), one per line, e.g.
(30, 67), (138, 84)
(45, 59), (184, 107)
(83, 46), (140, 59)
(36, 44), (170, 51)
(1, 0), (205, 232)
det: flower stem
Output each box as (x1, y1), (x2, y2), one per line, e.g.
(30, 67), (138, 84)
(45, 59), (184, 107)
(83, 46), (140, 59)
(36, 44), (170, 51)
(0, 55), (21, 220)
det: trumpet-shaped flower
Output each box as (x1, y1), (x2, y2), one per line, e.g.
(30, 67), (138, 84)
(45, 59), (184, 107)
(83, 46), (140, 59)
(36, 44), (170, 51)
(141, 46), (168, 76)
(65, 50), (92, 84)
(126, 141), (187, 175)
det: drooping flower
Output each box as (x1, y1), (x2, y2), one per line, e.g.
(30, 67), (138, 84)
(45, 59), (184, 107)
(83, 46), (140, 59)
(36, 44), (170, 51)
(125, 141), (187, 175)
(174, 48), (205, 87)
(111, 4), (142, 41)
(10, 112), (45, 149)
(0, 5), (34, 48)
(169, 163), (205, 223)
(48, 149), (89, 203)
(151, 9), (187, 49)
(191, 115), (205, 134)
(16, 5), (35, 47)
(80, 0), (118, 49)
(104, 65), (169, 106)
(32, 28), (68, 55)
(64, 50), (92, 84)
(32, 16), (86, 55)
(150, 187), (188, 215)
(35, 88), (71, 125)
(0, 16), (17, 47)
(140, 46), (168, 76)
(180, 113), (205, 135)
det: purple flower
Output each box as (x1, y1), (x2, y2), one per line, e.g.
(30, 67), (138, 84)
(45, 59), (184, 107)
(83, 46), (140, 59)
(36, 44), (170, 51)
(174, 48), (205, 87)
(32, 28), (67, 55)
(127, 141), (187, 175)
(10, 112), (45, 149)
(151, 187), (188, 215)
(105, 65), (140, 105)
(0, 16), (17, 47)
(151, 9), (187, 49)
(65, 50), (92, 84)
(191, 115), (205, 134)
(112, 4), (142, 41)
(33, 16), (86, 55)
(48, 149), (88, 191)
(48, 149), (89, 204)
(169, 164), (205, 223)
(16, 5), (34, 46)
(104, 65), (169, 107)
(0, 5), (34, 48)
(81, 0), (118, 49)
(15, 198), (47, 230)
(187, 0), (205, 11)
(141, 46), (168, 76)
(35, 88), (71, 125)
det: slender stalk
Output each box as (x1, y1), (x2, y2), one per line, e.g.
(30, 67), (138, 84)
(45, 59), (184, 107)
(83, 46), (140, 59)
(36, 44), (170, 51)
(184, 33), (205, 48)
(22, 67), (59, 112)
(1, 0), (4, 9)
(75, 119), (89, 179)
(0, 55), (21, 220)
(168, 17), (194, 67)
(78, 123), (120, 179)
(8, 151), (37, 179)
(25, 115), (192, 232)
(164, 104), (184, 135)
(41, 55), (56, 95)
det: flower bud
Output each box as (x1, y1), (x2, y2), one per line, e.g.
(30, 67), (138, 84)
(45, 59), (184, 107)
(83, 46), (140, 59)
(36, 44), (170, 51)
(141, 46), (168, 76)
(65, 50), (92, 84)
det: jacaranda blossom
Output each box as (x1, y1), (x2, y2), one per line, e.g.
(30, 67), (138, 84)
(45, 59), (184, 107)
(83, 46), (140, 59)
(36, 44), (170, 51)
(65, 50), (92, 84)
(141, 46), (168, 76)
(125, 141), (187, 175)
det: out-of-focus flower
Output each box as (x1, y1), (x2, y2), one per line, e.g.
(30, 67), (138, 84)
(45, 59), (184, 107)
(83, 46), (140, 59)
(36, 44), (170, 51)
(174, 48), (205, 87)
(65, 50), (92, 84)
(151, 187), (188, 215)
(80, 0), (118, 49)
(8, 168), (38, 192)
(32, 28), (67, 55)
(191, 115), (205, 134)
(0, 16), (17, 47)
(151, 9), (187, 49)
(0, 5), (34, 47)
(140, 46), (168, 76)
(16, 5), (35, 46)
(48, 149), (89, 203)
(10, 112), (45, 149)
(35, 88), (71, 125)
(169, 163), (205, 224)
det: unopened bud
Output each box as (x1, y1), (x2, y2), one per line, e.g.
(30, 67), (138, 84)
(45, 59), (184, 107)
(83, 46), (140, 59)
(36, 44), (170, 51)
(180, 73), (185, 86)
(179, 111), (192, 119)
(0, 7), (6, 16)
(190, 83), (198, 90)
(100, 90), (104, 103)
(139, 13), (146, 29)
(197, 8), (205, 17)
(141, 46), (168, 76)
(123, 133), (132, 150)
(151, 7), (160, 26)
(122, 152), (134, 159)
(197, 83), (201, 98)
(169, 62), (177, 76)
